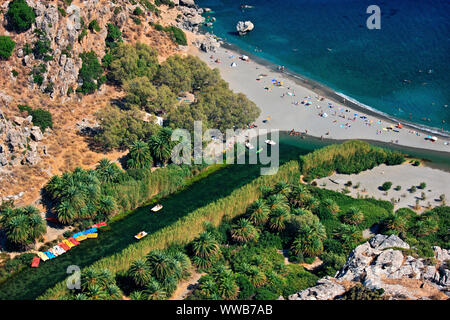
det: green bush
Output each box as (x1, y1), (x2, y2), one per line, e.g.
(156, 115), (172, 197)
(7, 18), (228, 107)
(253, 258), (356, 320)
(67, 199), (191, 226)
(88, 20), (101, 32)
(57, 7), (66, 17)
(105, 23), (122, 49)
(78, 51), (104, 94)
(418, 182), (426, 190)
(0, 36), (16, 59)
(133, 6), (144, 16)
(6, 0), (36, 33)
(165, 26), (187, 46)
(18, 105), (53, 131)
(381, 181), (392, 191)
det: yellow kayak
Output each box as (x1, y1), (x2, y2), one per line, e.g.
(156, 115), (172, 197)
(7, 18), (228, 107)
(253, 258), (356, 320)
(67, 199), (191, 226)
(87, 233), (98, 239)
(37, 252), (49, 261)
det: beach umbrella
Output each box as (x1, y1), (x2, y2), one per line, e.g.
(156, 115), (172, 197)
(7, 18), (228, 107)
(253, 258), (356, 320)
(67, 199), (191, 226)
(231, 62), (237, 67)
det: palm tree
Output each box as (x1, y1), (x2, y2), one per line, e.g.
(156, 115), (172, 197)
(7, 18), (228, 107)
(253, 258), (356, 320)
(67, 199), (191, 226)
(383, 213), (407, 233)
(268, 207), (289, 231)
(323, 199), (340, 214)
(274, 182), (291, 197)
(247, 199), (270, 225)
(145, 279), (167, 300)
(231, 218), (259, 243)
(129, 259), (152, 287)
(146, 250), (181, 281)
(56, 200), (76, 224)
(147, 128), (175, 166)
(28, 213), (46, 241)
(171, 251), (191, 278)
(105, 284), (122, 300)
(246, 266), (267, 287)
(217, 276), (238, 300)
(192, 232), (220, 258)
(97, 195), (117, 216)
(342, 207), (364, 225)
(303, 196), (320, 211)
(127, 140), (152, 169)
(288, 184), (310, 208)
(198, 277), (217, 299)
(95, 158), (121, 183)
(266, 194), (289, 212)
(291, 226), (324, 257)
(130, 291), (145, 300)
(5, 214), (29, 246)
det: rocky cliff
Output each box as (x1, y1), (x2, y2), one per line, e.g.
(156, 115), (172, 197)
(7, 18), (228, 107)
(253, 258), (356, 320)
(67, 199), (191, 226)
(288, 234), (449, 300)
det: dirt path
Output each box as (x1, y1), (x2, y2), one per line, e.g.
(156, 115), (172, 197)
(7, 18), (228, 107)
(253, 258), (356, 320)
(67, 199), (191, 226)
(169, 270), (205, 300)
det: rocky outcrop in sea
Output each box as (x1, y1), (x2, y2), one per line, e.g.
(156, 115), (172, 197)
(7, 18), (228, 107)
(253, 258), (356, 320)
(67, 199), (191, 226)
(289, 234), (449, 300)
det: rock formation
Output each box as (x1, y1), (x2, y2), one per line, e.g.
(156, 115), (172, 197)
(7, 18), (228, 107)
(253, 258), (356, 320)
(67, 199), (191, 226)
(0, 109), (46, 168)
(289, 234), (449, 300)
(236, 20), (254, 35)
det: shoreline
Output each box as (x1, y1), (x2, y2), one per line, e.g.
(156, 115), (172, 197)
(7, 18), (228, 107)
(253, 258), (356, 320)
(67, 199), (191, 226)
(216, 40), (450, 140)
(189, 37), (450, 154)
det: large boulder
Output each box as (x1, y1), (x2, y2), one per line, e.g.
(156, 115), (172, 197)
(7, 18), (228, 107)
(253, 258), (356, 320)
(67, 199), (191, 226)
(290, 234), (449, 300)
(289, 277), (345, 300)
(180, 0), (196, 7)
(236, 20), (254, 35)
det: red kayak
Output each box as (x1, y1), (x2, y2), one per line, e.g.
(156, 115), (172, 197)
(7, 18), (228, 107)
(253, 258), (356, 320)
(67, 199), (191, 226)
(58, 242), (70, 251)
(31, 256), (40, 268)
(45, 217), (58, 223)
(68, 237), (80, 246)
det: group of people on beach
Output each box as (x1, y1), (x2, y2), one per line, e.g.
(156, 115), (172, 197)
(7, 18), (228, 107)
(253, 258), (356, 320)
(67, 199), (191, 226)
(206, 50), (449, 148)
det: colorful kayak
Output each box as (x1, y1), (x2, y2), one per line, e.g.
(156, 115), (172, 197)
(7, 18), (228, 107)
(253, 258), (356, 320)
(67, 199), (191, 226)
(135, 231), (148, 240)
(76, 234), (88, 242)
(48, 248), (59, 257)
(31, 256), (40, 268)
(59, 242), (70, 251)
(63, 239), (75, 248)
(87, 233), (98, 239)
(44, 251), (55, 259)
(91, 221), (107, 228)
(37, 252), (49, 261)
(68, 237), (80, 246)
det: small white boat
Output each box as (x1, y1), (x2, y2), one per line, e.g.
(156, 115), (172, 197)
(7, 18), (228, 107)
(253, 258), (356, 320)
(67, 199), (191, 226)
(245, 142), (255, 149)
(265, 140), (276, 145)
(151, 204), (163, 212)
(135, 231), (148, 240)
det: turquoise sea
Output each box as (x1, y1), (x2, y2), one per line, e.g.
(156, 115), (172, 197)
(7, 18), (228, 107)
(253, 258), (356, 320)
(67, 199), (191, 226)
(197, 0), (450, 135)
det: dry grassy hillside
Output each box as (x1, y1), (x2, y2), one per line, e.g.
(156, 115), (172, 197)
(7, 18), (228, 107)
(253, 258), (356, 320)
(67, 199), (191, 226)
(0, 0), (191, 206)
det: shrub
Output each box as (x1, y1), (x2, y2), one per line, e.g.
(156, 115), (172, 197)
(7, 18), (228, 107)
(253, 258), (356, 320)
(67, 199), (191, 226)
(18, 105), (53, 131)
(418, 182), (426, 190)
(381, 181), (392, 191)
(57, 7), (66, 17)
(133, 6), (144, 16)
(0, 36), (16, 59)
(6, 0), (36, 33)
(77, 51), (104, 94)
(11, 69), (19, 77)
(409, 186), (417, 193)
(412, 160), (420, 166)
(105, 23), (122, 49)
(33, 39), (52, 60)
(394, 185), (401, 191)
(88, 20), (101, 32)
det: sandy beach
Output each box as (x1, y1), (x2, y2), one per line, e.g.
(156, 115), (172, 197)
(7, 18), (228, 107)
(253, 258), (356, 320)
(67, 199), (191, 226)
(315, 163), (450, 211)
(193, 45), (450, 153)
